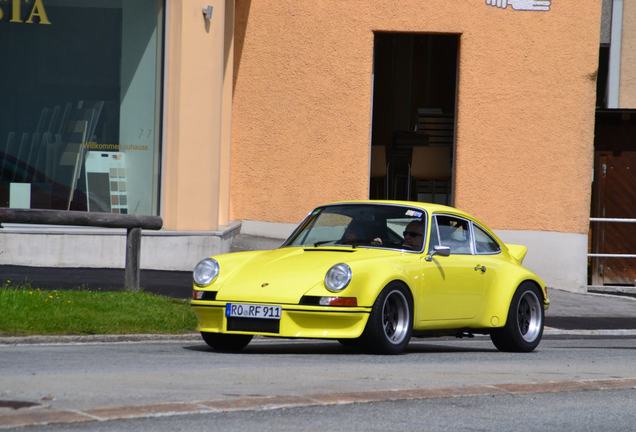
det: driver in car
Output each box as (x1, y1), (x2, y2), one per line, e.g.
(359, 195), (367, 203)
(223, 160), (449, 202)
(402, 220), (424, 250)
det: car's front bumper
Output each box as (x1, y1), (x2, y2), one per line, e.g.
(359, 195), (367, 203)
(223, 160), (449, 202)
(191, 300), (371, 339)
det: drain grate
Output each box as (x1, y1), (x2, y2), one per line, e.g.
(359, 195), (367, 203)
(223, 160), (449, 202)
(0, 400), (40, 410)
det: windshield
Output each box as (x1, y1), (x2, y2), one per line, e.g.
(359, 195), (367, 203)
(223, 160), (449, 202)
(283, 204), (427, 252)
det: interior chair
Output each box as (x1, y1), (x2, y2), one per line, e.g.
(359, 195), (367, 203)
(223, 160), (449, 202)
(370, 145), (389, 199)
(408, 145), (452, 201)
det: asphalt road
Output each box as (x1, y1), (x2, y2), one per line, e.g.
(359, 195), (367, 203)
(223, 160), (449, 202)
(2, 336), (636, 411)
(19, 389), (636, 432)
(1, 336), (636, 430)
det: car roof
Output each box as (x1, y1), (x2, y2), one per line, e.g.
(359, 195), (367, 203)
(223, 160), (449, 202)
(324, 200), (468, 216)
(314, 200), (504, 247)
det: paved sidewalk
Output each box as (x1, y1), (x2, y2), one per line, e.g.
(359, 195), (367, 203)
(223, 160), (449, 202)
(0, 265), (192, 298)
(546, 288), (636, 330)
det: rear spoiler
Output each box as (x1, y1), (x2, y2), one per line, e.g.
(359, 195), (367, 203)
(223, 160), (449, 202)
(506, 244), (528, 264)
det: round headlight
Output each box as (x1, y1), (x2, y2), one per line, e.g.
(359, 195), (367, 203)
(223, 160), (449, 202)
(193, 258), (219, 286)
(324, 263), (352, 292)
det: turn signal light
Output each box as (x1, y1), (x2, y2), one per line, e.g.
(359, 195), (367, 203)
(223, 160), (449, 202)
(192, 290), (217, 300)
(319, 297), (357, 307)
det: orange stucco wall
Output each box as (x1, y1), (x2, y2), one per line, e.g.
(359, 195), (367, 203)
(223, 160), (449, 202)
(230, 1), (601, 234)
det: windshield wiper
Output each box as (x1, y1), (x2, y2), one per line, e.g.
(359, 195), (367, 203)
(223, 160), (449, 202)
(313, 240), (356, 248)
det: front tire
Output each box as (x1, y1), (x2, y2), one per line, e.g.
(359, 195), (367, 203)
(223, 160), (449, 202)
(201, 332), (253, 352)
(362, 283), (413, 354)
(491, 282), (544, 352)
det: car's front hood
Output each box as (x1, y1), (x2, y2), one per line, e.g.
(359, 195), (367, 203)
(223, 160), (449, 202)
(214, 246), (399, 304)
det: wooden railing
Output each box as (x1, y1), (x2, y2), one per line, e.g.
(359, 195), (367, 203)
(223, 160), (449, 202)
(0, 208), (162, 291)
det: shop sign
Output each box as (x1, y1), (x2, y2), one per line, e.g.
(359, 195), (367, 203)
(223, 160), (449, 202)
(0, 0), (51, 25)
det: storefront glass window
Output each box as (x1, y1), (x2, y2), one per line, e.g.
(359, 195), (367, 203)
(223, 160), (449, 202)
(0, 0), (163, 215)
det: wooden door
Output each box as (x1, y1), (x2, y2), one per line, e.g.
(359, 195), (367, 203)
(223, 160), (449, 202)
(591, 151), (636, 286)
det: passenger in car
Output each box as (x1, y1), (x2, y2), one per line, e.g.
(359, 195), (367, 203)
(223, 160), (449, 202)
(341, 222), (384, 246)
(341, 222), (366, 244)
(449, 225), (471, 253)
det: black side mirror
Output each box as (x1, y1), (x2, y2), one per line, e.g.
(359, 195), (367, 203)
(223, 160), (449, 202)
(425, 245), (451, 261)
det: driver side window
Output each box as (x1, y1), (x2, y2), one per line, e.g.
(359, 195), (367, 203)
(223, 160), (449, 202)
(434, 215), (473, 255)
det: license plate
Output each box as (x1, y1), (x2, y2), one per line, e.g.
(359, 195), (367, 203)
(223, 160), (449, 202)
(225, 303), (282, 320)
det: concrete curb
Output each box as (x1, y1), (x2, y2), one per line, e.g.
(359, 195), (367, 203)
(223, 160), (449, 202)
(0, 333), (200, 345)
(2, 378), (635, 429)
(2, 328), (636, 346)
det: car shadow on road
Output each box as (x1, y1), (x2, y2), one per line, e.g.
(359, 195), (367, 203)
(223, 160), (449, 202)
(182, 340), (496, 355)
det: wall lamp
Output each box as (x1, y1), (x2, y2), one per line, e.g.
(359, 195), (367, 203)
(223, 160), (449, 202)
(202, 5), (213, 22)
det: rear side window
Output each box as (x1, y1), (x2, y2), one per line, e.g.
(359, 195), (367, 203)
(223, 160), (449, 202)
(473, 224), (501, 254)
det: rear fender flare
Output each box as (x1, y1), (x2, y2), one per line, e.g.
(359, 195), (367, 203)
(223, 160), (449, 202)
(495, 278), (546, 327)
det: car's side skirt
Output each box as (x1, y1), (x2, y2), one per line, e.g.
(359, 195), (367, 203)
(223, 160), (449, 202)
(412, 328), (493, 338)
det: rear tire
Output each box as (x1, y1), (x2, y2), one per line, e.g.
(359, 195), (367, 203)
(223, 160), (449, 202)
(362, 283), (413, 354)
(201, 332), (252, 352)
(491, 282), (544, 352)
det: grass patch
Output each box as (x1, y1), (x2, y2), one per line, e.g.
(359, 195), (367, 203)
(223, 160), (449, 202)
(0, 282), (197, 336)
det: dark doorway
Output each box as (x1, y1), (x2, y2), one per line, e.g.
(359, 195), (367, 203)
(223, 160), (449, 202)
(590, 111), (636, 287)
(369, 33), (459, 204)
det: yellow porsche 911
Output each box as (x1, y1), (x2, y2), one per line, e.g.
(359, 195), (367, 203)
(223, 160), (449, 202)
(191, 201), (549, 354)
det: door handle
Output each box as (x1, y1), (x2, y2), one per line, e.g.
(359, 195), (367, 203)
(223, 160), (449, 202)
(474, 265), (487, 273)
